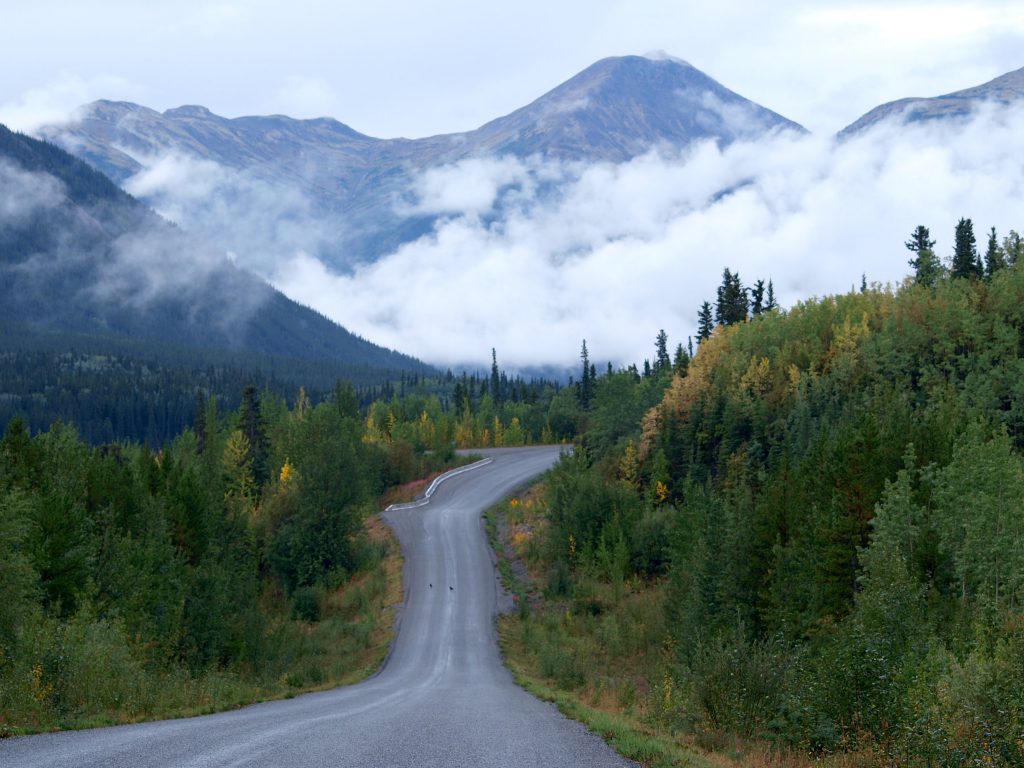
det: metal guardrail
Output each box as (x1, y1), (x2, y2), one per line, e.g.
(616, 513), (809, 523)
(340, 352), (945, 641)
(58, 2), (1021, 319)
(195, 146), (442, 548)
(384, 457), (494, 511)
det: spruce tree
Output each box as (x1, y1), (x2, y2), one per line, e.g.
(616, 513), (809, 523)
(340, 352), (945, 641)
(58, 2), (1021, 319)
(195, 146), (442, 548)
(697, 301), (714, 342)
(490, 348), (501, 404)
(715, 268), (748, 326)
(765, 280), (777, 312)
(673, 343), (690, 376)
(905, 224), (942, 287)
(715, 269), (731, 325)
(655, 330), (671, 373)
(951, 218), (982, 279)
(750, 279), (765, 316)
(578, 340), (593, 410)
(984, 226), (1007, 279)
(905, 224), (935, 255)
(730, 272), (747, 323)
(239, 385), (269, 488)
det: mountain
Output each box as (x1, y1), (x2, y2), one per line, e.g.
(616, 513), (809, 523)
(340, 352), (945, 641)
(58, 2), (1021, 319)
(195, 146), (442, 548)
(466, 54), (805, 160)
(39, 55), (806, 267)
(0, 123), (432, 375)
(839, 65), (1024, 137)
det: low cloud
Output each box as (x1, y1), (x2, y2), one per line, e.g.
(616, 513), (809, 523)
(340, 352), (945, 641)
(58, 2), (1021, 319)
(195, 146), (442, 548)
(123, 152), (340, 276)
(0, 74), (140, 133)
(401, 156), (552, 217)
(0, 154), (265, 335)
(0, 161), (65, 223)
(268, 104), (1024, 369)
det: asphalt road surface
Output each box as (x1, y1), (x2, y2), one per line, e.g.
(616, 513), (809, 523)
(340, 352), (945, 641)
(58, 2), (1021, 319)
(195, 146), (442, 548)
(2, 446), (635, 767)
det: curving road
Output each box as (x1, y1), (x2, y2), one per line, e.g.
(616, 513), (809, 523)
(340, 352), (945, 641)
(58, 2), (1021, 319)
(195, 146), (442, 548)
(1, 446), (635, 768)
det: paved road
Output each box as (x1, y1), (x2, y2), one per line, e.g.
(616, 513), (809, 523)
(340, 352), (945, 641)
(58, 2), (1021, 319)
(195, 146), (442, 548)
(1, 446), (635, 767)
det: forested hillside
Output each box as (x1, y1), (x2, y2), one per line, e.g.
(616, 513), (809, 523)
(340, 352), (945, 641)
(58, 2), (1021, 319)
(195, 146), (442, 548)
(0, 123), (430, 374)
(495, 221), (1024, 766)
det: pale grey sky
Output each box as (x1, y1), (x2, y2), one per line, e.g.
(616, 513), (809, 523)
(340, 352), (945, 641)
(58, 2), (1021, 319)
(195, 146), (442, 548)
(1, 1), (1022, 137)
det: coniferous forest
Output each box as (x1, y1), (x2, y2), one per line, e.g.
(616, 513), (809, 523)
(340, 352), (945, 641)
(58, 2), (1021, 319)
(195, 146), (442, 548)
(4, 219), (1024, 766)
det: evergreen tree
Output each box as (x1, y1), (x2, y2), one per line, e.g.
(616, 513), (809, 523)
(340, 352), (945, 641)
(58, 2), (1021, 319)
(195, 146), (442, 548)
(578, 340), (593, 410)
(905, 224), (942, 287)
(951, 217), (982, 279)
(905, 224), (935, 255)
(333, 380), (360, 419)
(860, 273), (867, 293)
(239, 385), (269, 488)
(673, 343), (690, 377)
(654, 330), (671, 373)
(765, 280), (777, 312)
(750, 279), (765, 316)
(715, 268), (748, 326)
(697, 302), (714, 343)
(490, 349), (501, 405)
(984, 226), (1007, 279)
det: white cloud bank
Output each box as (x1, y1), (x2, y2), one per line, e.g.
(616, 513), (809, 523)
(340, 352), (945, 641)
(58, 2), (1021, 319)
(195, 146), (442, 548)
(267, 104), (1024, 369)
(99, 103), (1024, 370)
(123, 152), (338, 277)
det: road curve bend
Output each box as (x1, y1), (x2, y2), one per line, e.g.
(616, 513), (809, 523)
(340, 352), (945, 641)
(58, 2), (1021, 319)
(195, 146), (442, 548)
(1, 446), (635, 768)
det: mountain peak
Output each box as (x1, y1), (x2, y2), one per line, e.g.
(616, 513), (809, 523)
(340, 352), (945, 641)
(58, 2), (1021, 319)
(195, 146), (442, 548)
(469, 53), (806, 161)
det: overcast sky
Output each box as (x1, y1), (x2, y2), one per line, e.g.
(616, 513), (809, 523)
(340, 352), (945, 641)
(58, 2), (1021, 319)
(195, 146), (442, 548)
(2, 1), (1023, 137)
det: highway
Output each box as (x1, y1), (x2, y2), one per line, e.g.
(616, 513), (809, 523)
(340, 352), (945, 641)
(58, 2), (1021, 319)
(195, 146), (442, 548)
(1, 446), (635, 767)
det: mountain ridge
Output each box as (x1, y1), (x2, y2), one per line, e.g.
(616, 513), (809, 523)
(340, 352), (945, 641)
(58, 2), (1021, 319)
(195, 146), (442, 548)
(839, 65), (1024, 136)
(40, 54), (808, 267)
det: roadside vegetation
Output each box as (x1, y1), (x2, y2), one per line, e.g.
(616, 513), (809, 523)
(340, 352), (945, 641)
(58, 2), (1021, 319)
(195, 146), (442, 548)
(0, 341), (582, 733)
(492, 220), (1024, 767)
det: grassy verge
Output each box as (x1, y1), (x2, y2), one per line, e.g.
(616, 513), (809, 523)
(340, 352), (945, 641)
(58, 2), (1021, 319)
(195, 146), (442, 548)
(486, 486), (874, 768)
(1, 514), (403, 737)
(485, 486), (711, 768)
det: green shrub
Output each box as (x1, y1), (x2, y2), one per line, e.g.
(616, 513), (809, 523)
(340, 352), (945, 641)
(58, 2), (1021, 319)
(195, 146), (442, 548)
(291, 587), (321, 623)
(685, 630), (793, 738)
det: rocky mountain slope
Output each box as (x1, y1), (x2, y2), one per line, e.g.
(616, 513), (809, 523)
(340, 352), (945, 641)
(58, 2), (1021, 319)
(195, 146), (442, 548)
(839, 65), (1024, 137)
(41, 55), (806, 267)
